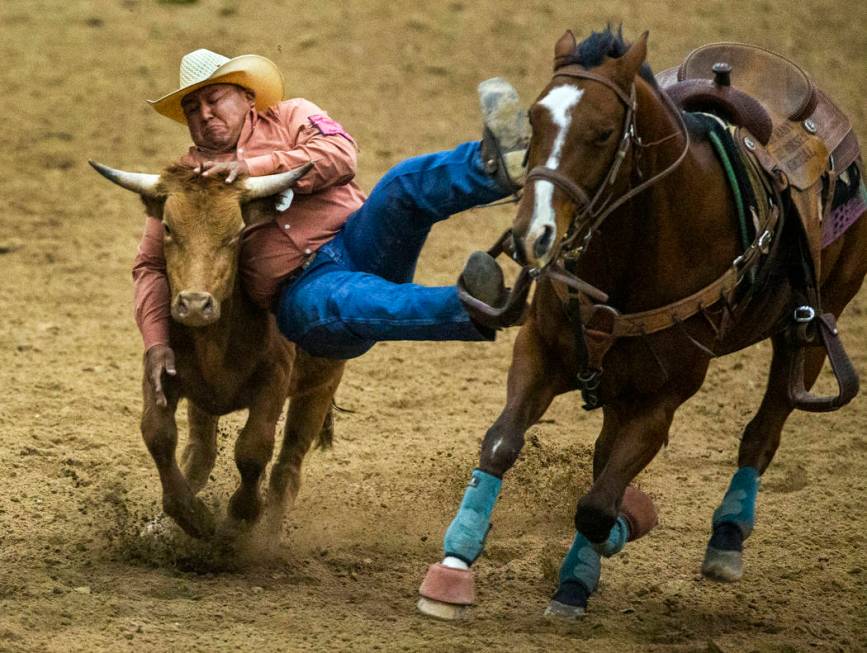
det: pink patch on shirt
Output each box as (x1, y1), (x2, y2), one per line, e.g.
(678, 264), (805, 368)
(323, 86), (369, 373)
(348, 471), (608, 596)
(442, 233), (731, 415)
(308, 114), (353, 142)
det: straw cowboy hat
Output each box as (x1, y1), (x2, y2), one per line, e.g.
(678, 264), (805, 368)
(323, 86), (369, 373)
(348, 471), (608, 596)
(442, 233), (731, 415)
(148, 49), (284, 124)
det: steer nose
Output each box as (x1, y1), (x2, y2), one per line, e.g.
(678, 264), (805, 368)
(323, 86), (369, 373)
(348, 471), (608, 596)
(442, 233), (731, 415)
(173, 291), (220, 327)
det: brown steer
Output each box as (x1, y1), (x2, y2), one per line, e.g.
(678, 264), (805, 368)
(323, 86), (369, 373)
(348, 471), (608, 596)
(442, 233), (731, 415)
(91, 161), (345, 539)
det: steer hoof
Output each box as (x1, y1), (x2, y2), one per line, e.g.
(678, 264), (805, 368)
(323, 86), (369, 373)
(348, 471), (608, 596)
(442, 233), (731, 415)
(417, 563), (474, 620)
(163, 494), (215, 540)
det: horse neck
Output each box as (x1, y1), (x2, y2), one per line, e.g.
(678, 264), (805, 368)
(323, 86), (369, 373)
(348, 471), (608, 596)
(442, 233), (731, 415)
(581, 77), (740, 310)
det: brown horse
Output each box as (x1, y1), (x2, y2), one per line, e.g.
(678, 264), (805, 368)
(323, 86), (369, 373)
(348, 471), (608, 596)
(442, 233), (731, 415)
(91, 161), (345, 541)
(419, 27), (866, 619)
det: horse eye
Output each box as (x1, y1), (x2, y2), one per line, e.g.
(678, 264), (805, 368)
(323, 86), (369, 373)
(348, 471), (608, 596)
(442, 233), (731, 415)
(595, 129), (615, 144)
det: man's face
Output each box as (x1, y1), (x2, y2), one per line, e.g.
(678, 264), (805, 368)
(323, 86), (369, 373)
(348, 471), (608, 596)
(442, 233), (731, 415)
(181, 83), (255, 152)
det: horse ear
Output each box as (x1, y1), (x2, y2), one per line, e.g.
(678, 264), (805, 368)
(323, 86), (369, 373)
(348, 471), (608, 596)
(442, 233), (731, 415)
(553, 30), (577, 68)
(613, 31), (649, 90)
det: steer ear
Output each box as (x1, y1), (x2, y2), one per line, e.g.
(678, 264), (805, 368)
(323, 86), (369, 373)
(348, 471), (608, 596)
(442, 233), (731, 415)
(89, 160), (161, 197)
(240, 162), (314, 200)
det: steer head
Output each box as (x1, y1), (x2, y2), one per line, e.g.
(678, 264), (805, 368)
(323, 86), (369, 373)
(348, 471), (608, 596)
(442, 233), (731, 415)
(90, 160), (311, 327)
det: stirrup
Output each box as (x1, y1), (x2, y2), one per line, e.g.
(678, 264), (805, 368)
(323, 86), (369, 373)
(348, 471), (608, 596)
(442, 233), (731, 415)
(787, 311), (859, 412)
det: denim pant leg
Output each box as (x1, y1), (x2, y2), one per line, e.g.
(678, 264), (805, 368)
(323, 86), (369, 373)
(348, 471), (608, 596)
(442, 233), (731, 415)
(276, 141), (506, 360)
(340, 140), (507, 282)
(277, 255), (491, 359)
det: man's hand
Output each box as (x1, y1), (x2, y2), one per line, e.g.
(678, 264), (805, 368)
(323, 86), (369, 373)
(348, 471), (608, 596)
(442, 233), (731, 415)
(145, 344), (177, 408)
(196, 160), (250, 183)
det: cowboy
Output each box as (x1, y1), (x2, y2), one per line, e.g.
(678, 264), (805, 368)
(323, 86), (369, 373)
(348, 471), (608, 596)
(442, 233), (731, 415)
(134, 49), (528, 403)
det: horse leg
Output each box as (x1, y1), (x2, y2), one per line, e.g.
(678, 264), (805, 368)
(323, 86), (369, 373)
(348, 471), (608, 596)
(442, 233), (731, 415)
(703, 248), (867, 581)
(546, 406), (665, 619)
(140, 382), (215, 539)
(418, 321), (569, 619)
(264, 357), (344, 538)
(575, 397), (675, 544)
(179, 402), (218, 494)
(226, 385), (285, 526)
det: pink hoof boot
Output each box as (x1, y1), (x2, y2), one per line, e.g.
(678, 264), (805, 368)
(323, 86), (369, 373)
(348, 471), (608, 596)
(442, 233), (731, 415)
(621, 486), (658, 541)
(417, 563), (475, 620)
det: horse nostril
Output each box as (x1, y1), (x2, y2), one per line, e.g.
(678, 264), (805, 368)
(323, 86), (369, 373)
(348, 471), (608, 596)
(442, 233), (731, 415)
(534, 225), (555, 260)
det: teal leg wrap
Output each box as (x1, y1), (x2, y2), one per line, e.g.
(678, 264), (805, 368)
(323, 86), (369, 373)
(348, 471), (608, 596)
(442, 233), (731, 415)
(443, 469), (502, 564)
(558, 530), (601, 593)
(593, 516), (630, 558)
(712, 466), (760, 538)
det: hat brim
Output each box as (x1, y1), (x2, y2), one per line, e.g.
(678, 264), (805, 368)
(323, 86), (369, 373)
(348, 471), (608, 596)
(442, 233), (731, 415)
(147, 54), (284, 124)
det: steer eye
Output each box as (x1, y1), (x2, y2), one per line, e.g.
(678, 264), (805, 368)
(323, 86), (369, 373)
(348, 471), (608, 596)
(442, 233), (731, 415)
(163, 222), (172, 236)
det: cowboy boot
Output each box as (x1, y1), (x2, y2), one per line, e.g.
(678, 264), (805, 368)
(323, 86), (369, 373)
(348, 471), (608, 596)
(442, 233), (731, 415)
(478, 78), (530, 194)
(458, 251), (529, 330)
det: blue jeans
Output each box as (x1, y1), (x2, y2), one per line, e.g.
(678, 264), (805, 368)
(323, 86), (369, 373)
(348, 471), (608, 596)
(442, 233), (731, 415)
(276, 141), (507, 359)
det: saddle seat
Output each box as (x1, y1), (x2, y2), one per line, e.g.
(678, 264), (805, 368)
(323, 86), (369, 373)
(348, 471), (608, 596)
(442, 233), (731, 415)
(656, 43), (859, 189)
(680, 42), (818, 122)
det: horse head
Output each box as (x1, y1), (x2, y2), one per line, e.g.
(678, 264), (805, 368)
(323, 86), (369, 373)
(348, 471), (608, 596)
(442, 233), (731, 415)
(512, 28), (649, 269)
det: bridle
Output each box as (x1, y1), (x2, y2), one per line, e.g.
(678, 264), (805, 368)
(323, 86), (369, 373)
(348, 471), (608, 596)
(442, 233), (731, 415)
(525, 65), (692, 263)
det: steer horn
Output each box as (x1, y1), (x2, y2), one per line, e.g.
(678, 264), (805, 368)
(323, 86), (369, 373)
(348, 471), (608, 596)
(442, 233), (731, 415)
(89, 160), (161, 197)
(241, 162), (314, 199)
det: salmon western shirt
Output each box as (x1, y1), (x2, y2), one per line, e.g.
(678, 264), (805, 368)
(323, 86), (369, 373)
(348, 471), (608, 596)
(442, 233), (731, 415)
(132, 98), (367, 350)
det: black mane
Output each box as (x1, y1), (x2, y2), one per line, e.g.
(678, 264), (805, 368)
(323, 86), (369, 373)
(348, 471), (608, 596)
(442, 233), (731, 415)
(560, 24), (657, 87)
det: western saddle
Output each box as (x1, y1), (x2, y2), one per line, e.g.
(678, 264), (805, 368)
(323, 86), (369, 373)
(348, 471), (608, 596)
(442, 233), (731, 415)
(657, 42), (860, 272)
(655, 42), (863, 411)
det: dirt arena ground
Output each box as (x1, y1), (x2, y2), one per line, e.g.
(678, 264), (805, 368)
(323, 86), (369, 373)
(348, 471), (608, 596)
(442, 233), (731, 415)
(1, 1), (865, 651)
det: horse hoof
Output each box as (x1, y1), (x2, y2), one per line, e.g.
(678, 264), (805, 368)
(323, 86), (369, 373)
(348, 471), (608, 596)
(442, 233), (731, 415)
(544, 600), (586, 620)
(621, 485), (658, 541)
(702, 546), (744, 582)
(417, 563), (474, 620)
(416, 597), (471, 620)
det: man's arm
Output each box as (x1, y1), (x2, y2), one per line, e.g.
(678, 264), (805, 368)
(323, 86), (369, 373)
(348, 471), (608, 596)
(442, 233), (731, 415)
(132, 216), (171, 349)
(132, 216), (176, 407)
(242, 99), (359, 192)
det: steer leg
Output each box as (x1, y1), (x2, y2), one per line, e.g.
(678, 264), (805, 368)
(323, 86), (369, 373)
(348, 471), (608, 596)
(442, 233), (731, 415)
(141, 381), (215, 539)
(227, 383), (286, 525)
(179, 402), (218, 494)
(265, 356), (344, 536)
(418, 319), (570, 620)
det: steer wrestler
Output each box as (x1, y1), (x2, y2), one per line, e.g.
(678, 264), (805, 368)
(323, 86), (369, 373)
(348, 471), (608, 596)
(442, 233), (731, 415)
(133, 49), (528, 402)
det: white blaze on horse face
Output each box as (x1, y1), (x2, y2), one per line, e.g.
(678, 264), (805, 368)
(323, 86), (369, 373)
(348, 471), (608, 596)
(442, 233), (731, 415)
(528, 85), (584, 263)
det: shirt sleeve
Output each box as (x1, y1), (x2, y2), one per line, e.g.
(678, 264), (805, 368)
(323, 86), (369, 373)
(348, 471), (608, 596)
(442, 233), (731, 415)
(132, 216), (171, 350)
(242, 99), (359, 194)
